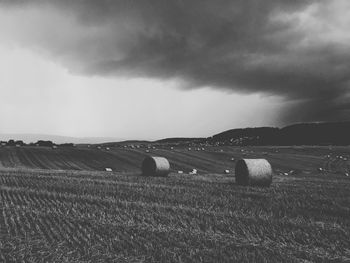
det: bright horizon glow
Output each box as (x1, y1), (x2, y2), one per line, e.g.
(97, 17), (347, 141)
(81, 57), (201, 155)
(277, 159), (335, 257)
(0, 45), (285, 140)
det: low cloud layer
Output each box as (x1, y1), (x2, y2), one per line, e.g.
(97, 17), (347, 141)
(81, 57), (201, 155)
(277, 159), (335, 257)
(1, 0), (350, 123)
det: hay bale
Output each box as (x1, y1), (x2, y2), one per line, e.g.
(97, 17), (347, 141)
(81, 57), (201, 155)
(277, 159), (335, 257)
(235, 159), (272, 186)
(189, 169), (197, 175)
(142, 156), (170, 176)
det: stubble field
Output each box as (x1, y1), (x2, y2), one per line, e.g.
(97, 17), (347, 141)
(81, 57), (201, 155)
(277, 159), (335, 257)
(0, 145), (349, 262)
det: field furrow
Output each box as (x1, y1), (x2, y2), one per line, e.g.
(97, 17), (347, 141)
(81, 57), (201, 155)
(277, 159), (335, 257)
(0, 208), (9, 236)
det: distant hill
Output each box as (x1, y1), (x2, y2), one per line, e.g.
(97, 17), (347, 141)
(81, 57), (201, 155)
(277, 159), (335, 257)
(155, 121), (350, 146)
(211, 127), (279, 145)
(156, 137), (205, 144)
(210, 121), (350, 146)
(100, 140), (151, 147)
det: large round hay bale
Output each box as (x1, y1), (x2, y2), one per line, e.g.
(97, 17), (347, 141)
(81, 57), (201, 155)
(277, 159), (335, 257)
(235, 159), (272, 186)
(141, 156), (170, 176)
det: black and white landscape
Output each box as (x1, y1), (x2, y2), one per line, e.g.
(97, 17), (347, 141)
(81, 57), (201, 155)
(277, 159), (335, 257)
(0, 1), (349, 262)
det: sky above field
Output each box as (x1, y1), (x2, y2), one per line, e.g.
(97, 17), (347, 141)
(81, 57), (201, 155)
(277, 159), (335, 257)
(0, 0), (349, 140)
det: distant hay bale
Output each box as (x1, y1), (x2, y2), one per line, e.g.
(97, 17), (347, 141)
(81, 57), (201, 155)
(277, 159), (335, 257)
(105, 168), (113, 172)
(189, 169), (197, 175)
(142, 156), (170, 176)
(235, 159), (272, 187)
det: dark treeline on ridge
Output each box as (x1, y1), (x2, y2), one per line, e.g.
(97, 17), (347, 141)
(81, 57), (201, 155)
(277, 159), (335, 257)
(0, 140), (75, 148)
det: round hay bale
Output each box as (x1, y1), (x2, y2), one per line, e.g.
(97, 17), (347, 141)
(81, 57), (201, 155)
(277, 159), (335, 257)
(235, 159), (272, 187)
(142, 156), (170, 176)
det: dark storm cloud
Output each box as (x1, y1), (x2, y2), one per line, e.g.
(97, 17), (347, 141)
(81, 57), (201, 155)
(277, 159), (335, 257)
(1, 0), (350, 122)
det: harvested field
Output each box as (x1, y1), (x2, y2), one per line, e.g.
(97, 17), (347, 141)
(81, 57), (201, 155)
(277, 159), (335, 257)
(1, 145), (349, 175)
(0, 146), (349, 262)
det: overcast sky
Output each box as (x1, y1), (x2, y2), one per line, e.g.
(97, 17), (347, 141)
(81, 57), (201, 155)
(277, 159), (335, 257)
(0, 0), (349, 140)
